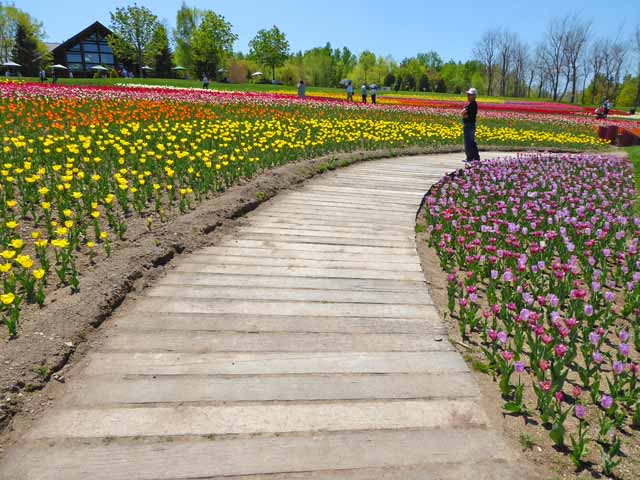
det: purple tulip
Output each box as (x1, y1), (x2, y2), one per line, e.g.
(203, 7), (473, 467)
(575, 404), (587, 419)
(600, 395), (613, 409)
(514, 361), (525, 373)
(613, 360), (625, 375)
(619, 343), (631, 357)
(592, 351), (604, 364)
(604, 291), (615, 303)
(497, 331), (508, 344)
(584, 304), (593, 316)
(588, 331), (601, 345)
(619, 330), (630, 342)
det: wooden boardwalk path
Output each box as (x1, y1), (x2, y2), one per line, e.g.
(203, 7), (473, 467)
(1, 152), (525, 479)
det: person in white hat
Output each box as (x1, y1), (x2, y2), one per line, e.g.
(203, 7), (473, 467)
(462, 87), (480, 162)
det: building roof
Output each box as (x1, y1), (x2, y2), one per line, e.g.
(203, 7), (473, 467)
(51, 21), (113, 55)
(45, 42), (61, 52)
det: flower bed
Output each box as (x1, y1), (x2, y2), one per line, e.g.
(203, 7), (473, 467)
(0, 83), (612, 338)
(423, 153), (639, 477)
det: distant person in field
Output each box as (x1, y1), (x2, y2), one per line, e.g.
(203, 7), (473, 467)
(202, 74), (209, 89)
(297, 80), (306, 98)
(462, 87), (480, 162)
(346, 81), (353, 101)
(370, 85), (377, 104)
(361, 84), (367, 103)
(39, 69), (46, 83)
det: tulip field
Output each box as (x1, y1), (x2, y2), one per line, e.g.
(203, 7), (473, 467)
(424, 153), (639, 475)
(0, 81), (625, 338)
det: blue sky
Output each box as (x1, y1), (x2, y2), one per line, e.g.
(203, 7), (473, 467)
(16, 0), (640, 62)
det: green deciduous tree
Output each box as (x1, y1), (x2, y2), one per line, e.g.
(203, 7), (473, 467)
(173, 2), (202, 73)
(249, 26), (290, 81)
(358, 50), (376, 84)
(0, 3), (49, 71)
(150, 24), (173, 77)
(108, 4), (161, 76)
(190, 10), (237, 78)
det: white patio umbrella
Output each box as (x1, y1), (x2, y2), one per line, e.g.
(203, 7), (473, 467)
(141, 65), (153, 71)
(172, 66), (186, 70)
(339, 78), (351, 86)
(2, 61), (21, 67)
(51, 64), (68, 70)
(251, 71), (263, 77)
(217, 68), (226, 73)
(91, 65), (108, 71)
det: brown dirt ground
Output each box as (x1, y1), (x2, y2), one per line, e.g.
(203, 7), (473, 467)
(415, 161), (639, 480)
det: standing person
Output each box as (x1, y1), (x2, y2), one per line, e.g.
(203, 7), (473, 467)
(462, 87), (480, 162)
(202, 73), (209, 89)
(346, 81), (353, 101)
(39, 68), (46, 83)
(297, 79), (306, 98)
(370, 84), (377, 104)
(361, 84), (367, 103)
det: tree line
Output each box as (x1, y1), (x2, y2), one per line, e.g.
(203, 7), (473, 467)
(2, 2), (640, 107)
(474, 16), (640, 107)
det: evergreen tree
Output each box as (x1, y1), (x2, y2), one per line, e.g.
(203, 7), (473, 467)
(383, 72), (395, 87)
(11, 22), (39, 76)
(418, 74), (431, 92)
(151, 25), (173, 77)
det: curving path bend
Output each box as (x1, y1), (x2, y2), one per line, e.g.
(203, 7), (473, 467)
(1, 152), (528, 479)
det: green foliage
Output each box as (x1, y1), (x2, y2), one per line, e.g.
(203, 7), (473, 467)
(249, 26), (290, 80)
(358, 50), (376, 84)
(417, 51), (443, 71)
(108, 5), (161, 75)
(1, 4), (49, 72)
(617, 74), (640, 108)
(150, 24), (173, 77)
(11, 21), (40, 76)
(173, 2), (202, 73)
(190, 11), (236, 77)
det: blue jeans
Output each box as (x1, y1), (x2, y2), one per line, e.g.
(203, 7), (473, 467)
(463, 123), (479, 161)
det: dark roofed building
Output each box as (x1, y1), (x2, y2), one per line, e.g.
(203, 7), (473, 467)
(50, 21), (118, 76)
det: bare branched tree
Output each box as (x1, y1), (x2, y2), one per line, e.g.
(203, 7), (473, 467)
(473, 30), (499, 96)
(633, 24), (640, 109)
(497, 31), (517, 96)
(563, 17), (591, 103)
(589, 39), (606, 104)
(539, 17), (571, 101)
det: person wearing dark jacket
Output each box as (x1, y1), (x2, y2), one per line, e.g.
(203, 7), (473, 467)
(462, 87), (480, 162)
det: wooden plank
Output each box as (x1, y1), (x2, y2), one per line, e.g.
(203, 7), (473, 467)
(99, 331), (451, 353)
(83, 351), (470, 376)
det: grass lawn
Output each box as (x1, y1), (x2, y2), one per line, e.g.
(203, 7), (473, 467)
(626, 145), (640, 210)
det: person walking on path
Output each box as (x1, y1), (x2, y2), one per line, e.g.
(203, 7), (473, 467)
(202, 74), (209, 89)
(370, 84), (377, 104)
(462, 87), (480, 162)
(346, 81), (353, 101)
(361, 84), (367, 103)
(297, 80), (306, 99)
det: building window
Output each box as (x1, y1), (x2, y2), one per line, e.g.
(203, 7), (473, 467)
(99, 42), (113, 54)
(84, 52), (99, 64)
(100, 53), (114, 65)
(82, 42), (99, 53)
(66, 53), (82, 63)
(68, 63), (83, 72)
